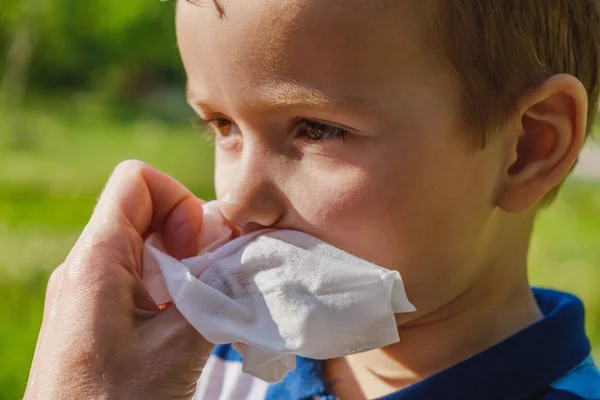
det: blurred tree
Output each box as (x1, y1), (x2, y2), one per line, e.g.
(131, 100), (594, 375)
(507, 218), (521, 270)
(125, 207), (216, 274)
(0, 0), (184, 98)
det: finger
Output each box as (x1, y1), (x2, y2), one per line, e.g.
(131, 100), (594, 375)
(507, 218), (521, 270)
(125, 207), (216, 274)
(95, 160), (201, 237)
(72, 161), (204, 274)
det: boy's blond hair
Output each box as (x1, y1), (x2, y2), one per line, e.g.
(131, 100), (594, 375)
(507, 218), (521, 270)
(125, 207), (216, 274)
(434, 1), (600, 202)
(435, 1), (600, 142)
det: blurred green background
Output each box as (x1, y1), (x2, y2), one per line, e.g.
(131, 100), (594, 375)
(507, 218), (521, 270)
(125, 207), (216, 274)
(0, 1), (599, 399)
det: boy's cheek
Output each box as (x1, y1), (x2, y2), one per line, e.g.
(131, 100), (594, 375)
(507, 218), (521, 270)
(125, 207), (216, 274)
(300, 167), (493, 295)
(292, 168), (371, 228)
(290, 171), (415, 262)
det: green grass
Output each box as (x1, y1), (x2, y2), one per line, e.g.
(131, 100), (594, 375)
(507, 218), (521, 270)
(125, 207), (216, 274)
(0, 100), (599, 399)
(529, 182), (600, 358)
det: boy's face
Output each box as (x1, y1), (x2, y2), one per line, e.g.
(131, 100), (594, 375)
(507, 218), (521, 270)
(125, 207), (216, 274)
(177, 0), (511, 318)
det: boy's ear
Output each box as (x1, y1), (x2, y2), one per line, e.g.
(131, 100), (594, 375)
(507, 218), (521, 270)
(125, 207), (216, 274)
(496, 74), (588, 212)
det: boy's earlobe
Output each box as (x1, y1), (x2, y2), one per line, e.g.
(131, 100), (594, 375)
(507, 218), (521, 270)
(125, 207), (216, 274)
(496, 74), (588, 213)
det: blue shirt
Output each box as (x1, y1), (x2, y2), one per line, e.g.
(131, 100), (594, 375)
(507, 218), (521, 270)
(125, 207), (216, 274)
(194, 289), (600, 399)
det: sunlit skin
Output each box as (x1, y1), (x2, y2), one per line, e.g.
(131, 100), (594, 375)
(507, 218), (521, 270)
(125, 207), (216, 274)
(177, 0), (587, 398)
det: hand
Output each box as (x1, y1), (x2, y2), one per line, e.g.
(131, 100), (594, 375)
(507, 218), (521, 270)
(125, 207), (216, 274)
(24, 161), (212, 400)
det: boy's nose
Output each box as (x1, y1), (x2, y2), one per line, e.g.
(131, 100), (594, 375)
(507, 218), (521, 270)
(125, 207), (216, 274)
(218, 154), (286, 232)
(219, 187), (284, 232)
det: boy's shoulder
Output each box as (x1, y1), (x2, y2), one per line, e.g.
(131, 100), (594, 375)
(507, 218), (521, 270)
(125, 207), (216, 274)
(534, 355), (600, 399)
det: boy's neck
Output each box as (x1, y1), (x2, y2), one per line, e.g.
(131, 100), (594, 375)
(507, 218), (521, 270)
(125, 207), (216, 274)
(326, 231), (543, 399)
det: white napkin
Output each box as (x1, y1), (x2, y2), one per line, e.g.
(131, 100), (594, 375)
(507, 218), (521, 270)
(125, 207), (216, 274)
(142, 202), (416, 383)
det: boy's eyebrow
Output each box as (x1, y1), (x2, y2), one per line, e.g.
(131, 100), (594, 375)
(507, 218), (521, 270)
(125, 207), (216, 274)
(186, 81), (369, 112)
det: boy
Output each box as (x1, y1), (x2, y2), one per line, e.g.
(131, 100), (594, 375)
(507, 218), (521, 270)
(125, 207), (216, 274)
(176, 0), (600, 399)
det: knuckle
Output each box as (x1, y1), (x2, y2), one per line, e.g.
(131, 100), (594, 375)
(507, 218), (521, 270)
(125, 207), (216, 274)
(106, 160), (149, 190)
(113, 159), (148, 176)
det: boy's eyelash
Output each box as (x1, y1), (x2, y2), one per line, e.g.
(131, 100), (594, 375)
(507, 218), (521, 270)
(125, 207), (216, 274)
(295, 118), (348, 142)
(192, 116), (348, 143)
(193, 116), (220, 144)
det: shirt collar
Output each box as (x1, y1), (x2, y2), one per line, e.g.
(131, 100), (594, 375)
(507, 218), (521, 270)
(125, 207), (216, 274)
(266, 288), (591, 400)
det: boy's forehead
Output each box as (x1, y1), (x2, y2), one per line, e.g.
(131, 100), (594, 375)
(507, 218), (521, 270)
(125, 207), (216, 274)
(177, 0), (443, 109)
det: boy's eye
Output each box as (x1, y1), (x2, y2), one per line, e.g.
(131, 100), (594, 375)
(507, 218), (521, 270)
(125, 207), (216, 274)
(207, 118), (232, 137)
(196, 116), (348, 145)
(295, 119), (348, 142)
